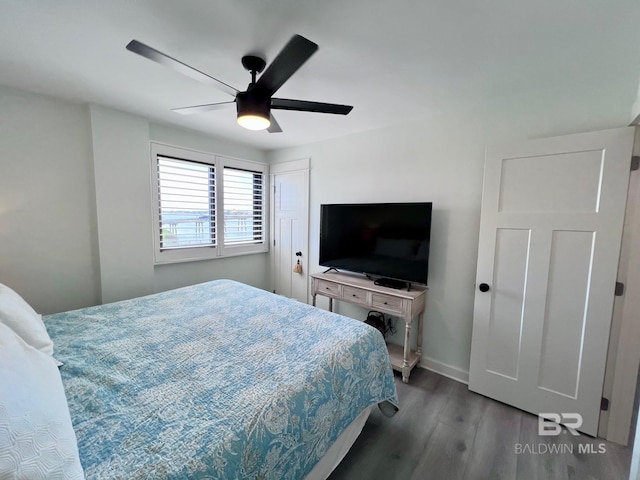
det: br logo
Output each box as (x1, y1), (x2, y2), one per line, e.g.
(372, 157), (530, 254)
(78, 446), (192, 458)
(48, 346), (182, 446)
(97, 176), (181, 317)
(538, 413), (582, 436)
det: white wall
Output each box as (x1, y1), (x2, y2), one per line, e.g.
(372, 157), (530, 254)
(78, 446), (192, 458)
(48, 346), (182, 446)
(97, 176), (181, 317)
(90, 105), (154, 303)
(0, 85), (270, 313)
(149, 123), (267, 165)
(0, 85), (100, 314)
(267, 98), (631, 378)
(632, 80), (640, 125)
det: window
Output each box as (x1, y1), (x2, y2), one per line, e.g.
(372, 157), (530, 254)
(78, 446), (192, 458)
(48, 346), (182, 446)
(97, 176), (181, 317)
(151, 143), (268, 263)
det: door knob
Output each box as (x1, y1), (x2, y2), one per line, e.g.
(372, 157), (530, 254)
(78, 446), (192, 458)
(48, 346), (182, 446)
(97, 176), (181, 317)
(479, 283), (490, 292)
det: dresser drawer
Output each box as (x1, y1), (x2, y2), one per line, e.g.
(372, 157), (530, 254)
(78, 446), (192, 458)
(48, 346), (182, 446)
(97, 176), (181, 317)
(316, 280), (340, 297)
(371, 293), (403, 314)
(342, 286), (368, 306)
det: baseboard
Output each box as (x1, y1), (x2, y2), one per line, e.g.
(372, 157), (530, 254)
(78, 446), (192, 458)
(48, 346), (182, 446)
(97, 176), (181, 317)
(419, 356), (469, 385)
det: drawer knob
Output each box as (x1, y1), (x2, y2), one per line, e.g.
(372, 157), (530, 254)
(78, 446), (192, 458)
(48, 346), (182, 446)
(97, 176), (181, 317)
(384, 301), (388, 305)
(352, 294), (357, 297)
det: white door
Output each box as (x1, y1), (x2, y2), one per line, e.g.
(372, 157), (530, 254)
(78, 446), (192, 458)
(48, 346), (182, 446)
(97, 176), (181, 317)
(271, 159), (309, 302)
(468, 127), (635, 436)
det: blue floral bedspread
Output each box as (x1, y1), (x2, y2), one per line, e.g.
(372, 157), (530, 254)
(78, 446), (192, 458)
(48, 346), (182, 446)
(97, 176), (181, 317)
(45, 280), (398, 479)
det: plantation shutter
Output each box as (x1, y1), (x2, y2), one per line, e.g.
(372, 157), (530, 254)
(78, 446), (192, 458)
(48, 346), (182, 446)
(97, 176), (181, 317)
(222, 166), (264, 246)
(156, 156), (215, 250)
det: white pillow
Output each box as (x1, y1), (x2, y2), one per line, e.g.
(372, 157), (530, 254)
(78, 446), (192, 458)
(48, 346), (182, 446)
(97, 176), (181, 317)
(0, 283), (54, 357)
(0, 323), (84, 479)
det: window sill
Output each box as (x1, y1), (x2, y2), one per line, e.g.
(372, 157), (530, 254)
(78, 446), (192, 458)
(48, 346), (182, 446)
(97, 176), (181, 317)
(153, 245), (269, 265)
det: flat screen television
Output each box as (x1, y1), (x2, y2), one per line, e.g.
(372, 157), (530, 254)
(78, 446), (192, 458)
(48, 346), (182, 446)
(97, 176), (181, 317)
(319, 202), (432, 287)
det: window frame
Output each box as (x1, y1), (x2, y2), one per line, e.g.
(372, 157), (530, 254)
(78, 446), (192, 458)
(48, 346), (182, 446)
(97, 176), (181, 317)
(150, 142), (269, 264)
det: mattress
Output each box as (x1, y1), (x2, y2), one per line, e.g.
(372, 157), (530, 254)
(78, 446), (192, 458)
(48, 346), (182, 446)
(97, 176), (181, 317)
(45, 279), (397, 479)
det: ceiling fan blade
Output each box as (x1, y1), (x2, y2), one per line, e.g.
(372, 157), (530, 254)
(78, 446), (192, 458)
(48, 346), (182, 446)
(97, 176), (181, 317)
(267, 114), (283, 133)
(255, 35), (318, 97)
(171, 101), (236, 115)
(126, 40), (239, 97)
(271, 98), (353, 115)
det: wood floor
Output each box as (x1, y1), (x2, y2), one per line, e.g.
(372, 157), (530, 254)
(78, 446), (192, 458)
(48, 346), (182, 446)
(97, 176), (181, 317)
(329, 368), (633, 480)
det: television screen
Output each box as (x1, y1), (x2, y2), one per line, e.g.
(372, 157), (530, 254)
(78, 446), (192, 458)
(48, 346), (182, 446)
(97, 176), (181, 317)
(319, 202), (432, 286)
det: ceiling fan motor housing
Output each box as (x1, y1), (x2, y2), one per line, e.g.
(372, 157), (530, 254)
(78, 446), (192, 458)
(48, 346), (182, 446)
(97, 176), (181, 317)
(236, 91), (270, 120)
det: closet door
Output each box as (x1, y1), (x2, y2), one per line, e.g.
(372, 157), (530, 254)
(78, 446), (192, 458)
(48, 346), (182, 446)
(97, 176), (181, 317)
(469, 127), (634, 436)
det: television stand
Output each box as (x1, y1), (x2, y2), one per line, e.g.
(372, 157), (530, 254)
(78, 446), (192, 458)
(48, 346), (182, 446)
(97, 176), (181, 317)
(310, 271), (427, 383)
(374, 277), (411, 291)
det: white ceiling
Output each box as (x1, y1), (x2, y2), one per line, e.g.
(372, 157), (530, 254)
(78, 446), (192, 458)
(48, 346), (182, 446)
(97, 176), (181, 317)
(0, 1), (639, 150)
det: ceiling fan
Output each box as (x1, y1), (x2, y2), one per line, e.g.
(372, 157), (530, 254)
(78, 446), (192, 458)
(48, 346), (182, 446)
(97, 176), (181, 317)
(126, 34), (353, 133)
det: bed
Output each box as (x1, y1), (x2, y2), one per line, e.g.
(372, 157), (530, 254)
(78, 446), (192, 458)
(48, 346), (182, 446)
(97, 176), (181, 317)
(1, 279), (398, 479)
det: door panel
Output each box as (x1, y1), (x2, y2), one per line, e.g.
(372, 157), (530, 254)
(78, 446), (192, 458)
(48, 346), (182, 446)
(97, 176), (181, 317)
(498, 150), (604, 213)
(469, 127), (635, 436)
(275, 217), (294, 297)
(485, 228), (529, 380)
(538, 230), (593, 398)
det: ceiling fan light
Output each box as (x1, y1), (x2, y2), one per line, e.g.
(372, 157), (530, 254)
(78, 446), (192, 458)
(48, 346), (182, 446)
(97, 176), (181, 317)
(236, 91), (271, 131)
(237, 114), (271, 130)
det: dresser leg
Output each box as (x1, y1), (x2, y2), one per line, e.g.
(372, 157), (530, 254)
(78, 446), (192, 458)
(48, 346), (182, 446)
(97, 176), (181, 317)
(416, 314), (423, 367)
(402, 319), (412, 383)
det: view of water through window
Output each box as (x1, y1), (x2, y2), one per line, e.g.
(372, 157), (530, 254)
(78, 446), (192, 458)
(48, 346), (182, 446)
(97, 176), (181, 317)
(157, 157), (262, 250)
